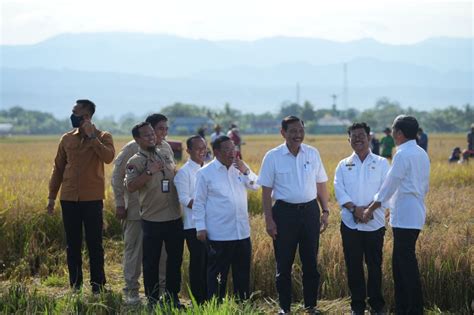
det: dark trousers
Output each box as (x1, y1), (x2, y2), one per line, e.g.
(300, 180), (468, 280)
(392, 228), (423, 315)
(273, 199), (320, 312)
(340, 223), (385, 313)
(184, 228), (207, 304)
(60, 200), (105, 292)
(207, 237), (251, 301)
(142, 218), (184, 304)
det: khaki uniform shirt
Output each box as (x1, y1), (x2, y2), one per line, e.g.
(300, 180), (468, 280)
(111, 140), (176, 220)
(125, 146), (180, 222)
(111, 140), (141, 220)
(48, 127), (115, 201)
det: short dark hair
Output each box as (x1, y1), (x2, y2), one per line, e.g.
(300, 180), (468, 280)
(212, 135), (231, 151)
(393, 115), (419, 140)
(281, 116), (304, 131)
(132, 122), (151, 138)
(347, 122), (370, 136)
(186, 135), (204, 149)
(145, 114), (168, 128)
(76, 99), (96, 117)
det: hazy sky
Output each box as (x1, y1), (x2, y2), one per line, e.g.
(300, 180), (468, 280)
(1, 0), (472, 45)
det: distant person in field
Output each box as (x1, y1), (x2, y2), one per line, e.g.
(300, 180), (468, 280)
(448, 147), (462, 163)
(47, 99), (115, 293)
(380, 127), (395, 159)
(334, 122), (389, 315)
(210, 124), (223, 145)
(370, 131), (380, 155)
(417, 128), (428, 152)
(362, 115), (430, 314)
(111, 114), (170, 305)
(467, 123), (474, 156)
(125, 122), (183, 308)
(227, 123), (243, 159)
(174, 135), (208, 304)
(193, 136), (258, 301)
(257, 116), (330, 314)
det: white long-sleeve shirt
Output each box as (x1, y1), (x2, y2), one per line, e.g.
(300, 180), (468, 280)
(193, 158), (259, 241)
(374, 140), (430, 230)
(174, 159), (203, 230)
(334, 152), (390, 231)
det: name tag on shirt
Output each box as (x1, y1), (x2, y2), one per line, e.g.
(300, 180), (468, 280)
(161, 179), (170, 193)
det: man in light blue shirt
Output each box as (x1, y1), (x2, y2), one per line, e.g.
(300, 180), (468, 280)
(334, 122), (389, 315)
(363, 115), (430, 315)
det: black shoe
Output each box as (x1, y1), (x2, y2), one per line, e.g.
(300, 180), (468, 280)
(305, 307), (321, 314)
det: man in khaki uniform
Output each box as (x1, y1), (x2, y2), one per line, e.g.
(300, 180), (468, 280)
(125, 122), (184, 308)
(111, 114), (172, 304)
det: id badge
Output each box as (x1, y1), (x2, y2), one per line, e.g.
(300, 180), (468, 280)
(161, 179), (170, 193)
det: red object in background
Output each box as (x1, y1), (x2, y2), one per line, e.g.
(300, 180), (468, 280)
(168, 140), (183, 161)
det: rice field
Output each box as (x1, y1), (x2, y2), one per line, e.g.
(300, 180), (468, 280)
(0, 133), (472, 314)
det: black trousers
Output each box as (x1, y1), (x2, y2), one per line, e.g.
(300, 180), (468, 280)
(273, 199), (320, 312)
(184, 228), (207, 304)
(60, 200), (105, 292)
(207, 237), (251, 301)
(340, 223), (385, 313)
(142, 218), (184, 304)
(392, 228), (423, 315)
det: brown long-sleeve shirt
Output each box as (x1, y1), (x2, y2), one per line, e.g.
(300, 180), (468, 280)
(48, 127), (115, 201)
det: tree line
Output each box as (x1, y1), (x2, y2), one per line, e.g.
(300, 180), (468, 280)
(1, 98), (472, 135)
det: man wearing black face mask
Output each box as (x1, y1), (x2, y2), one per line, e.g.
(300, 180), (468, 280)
(47, 99), (115, 294)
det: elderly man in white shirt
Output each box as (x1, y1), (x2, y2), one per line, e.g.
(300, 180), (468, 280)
(174, 135), (208, 304)
(334, 122), (390, 315)
(193, 135), (259, 301)
(258, 115), (330, 314)
(363, 115), (430, 315)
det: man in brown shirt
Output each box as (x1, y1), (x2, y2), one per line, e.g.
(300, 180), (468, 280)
(125, 122), (183, 308)
(47, 100), (115, 293)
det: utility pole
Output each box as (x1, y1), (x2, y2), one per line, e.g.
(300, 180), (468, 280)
(331, 94), (337, 114)
(296, 82), (300, 105)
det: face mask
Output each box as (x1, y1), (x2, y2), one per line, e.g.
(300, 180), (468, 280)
(70, 114), (84, 128)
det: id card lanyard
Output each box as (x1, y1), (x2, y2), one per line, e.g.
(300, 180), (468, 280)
(141, 151), (170, 193)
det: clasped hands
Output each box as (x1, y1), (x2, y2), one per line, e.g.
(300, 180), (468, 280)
(351, 204), (374, 224)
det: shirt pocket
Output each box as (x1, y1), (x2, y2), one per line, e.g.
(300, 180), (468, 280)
(342, 167), (357, 185)
(275, 167), (292, 182)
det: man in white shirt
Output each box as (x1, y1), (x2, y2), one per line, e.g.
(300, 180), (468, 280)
(257, 116), (330, 314)
(193, 135), (259, 301)
(210, 124), (223, 145)
(363, 115), (430, 315)
(334, 123), (390, 315)
(174, 135), (208, 304)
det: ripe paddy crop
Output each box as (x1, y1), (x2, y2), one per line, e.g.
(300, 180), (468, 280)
(0, 134), (472, 313)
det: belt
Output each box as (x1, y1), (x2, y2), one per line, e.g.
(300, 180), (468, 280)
(276, 199), (315, 209)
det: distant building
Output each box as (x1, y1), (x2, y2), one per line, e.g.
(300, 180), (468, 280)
(0, 123), (13, 136)
(314, 114), (351, 134)
(169, 117), (215, 136)
(248, 119), (279, 134)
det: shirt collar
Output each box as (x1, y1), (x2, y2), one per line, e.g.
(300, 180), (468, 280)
(187, 159), (203, 169)
(349, 150), (375, 164)
(281, 143), (306, 155)
(213, 158), (232, 171)
(398, 139), (417, 150)
(138, 147), (157, 158)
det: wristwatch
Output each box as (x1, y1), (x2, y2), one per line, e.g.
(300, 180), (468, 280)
(145, 169), (153, 176)
(243, 168), (250, 175)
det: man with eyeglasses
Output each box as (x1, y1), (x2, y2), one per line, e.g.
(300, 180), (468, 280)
(111, 113), (171, 304)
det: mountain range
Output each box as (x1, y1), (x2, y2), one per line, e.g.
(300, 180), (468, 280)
(1, 33), (472, 117)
